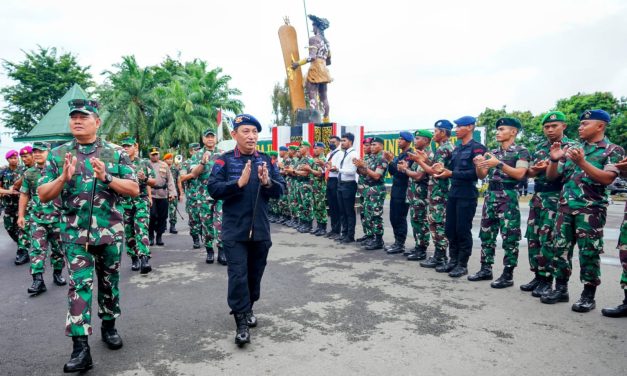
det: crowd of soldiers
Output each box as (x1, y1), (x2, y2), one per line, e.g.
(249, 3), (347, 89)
(268, 110), (627, 319)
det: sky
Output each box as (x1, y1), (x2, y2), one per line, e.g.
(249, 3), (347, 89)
(1, 0), (626, 154)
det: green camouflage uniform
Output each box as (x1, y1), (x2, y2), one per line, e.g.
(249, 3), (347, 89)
(189, 148), (223, 249)
(288, 156), (301, 220)
(619, 200), (627, 289)
(21, 164), (64, 274)
(358, 153), (372, 236)
(169, 164), (180, 227)
(362, 151), (388, 235)
(524, 136), (576, 277)
(479, 144), (530, 267)
(1, 165), (30, 253)
(553, 137), (624, 286)
(312, 155), (327, 226)
(181, 158), (200, 238)
(297, 155), (315, 223)
(428, 140), (453, 255)
(407, 148), (433, 250)
(42, 137), (136, 337)
(122, 157), (155, 258)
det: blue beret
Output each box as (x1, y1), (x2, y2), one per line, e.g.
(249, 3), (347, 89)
(399, 131), (414, 142)
(434, 119), (453, 131)
(580, 109), (610, 123)
(279, 146), (288, 151)
(454, 116), (476, 126)
(314, 142), (325, 148)
(232, 114), (262, 131)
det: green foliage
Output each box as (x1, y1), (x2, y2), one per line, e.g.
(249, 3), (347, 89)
(478, 106), (540, 151)
(271, 79), (294, 126)
(1, 46), (93, 135)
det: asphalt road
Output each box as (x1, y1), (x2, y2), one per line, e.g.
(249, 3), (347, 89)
(0, 200), (625, 376)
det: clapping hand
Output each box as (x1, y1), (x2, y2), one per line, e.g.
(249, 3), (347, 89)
(258, 162), (270, 186)
(565, 147), (584, 164)
(614, 157), (627, 171)
(62, 152), (77, 182)
(549, 142), (566, 162)
(478, 152), (500, 169)
(238, 160), (252, 188)
(530, 160), (549, 172)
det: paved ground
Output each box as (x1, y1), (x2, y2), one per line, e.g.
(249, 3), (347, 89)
(0, 200), (625, 376)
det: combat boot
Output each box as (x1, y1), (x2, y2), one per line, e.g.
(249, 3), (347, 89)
(420, 250), (447, 268)
(541, 280), (569, 304)
(531, 276), (553, 298)
(314, 224), (327, 236)
(385, 242), (405, 254)
(246, 311), (258, 327)
(53, 270), (67, 286)
(572, 285), (596, 313)
(234, 313), (251, 347)
(101, 319), (123, 350)
(14, 249), (29, 265)
(407, 247), (427, 261)
(63, 336), (92, 373)
(156, 233), (164, 246)
(169, 224), (178, 234)
(192, 234), (201, 249)
(436, 260), (457, 273)
(356, 234), (373, 243)
(309, 224), (318, 234)
(217, 247), (227, 265)
(364, 235), (384, 251)
(601, 292), (627, 318)
(468, 264), (493, 281)
(206, 247), (215, 264)
(149, 232), (154, 246)
(520, 273), (541, 292)
(131, 256), (140, 271)
(140, 255), (152, 274)
(448, 265), (468, 278)
(27, 273), (47, 295)
(491, 266), (514, 288)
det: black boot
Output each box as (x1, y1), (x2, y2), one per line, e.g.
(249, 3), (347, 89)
(14, 249), (29, 265)
(217, 247), (227, 265)
(572, 285), (596, 313)
(192, 234), (201, 249)
(491, 266), (515, 289)
(357, 235), (373, 244)
(314, 224), (327, 236)
(140, 255), (152, 274)
(169, 224), (178, 234)
(299, 221), (312, 233)
(246, 311), (258, 327)
(436, 260), (457, 273)
(541, 280), (569, 304)
(206, 247), (214, 264)
(385, 242), (404, 254)
(234, 313), (251, 346)
(448, 265), (468, 278)
(156, 233), (164, 246)
(601, 291), (627, 318)
(309, 224), (318, 234)
(407, 247), (427, 261)
(420, 250), (447, 268)
(149, 233), (154, 246)
(53, 270), (67, 286)
(531, 276), (553, 298)
(364, 235), (384, 251)
(520, 273), (541, 292)
(63, 336), (92, 373)
(27, 273), (47, 295)
(468, 264), (493, 281)
(131, 256), (140, 271)
(101, 319), (123, 350)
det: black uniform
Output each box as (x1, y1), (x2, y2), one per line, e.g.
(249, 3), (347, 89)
(207, 148), (285, 314)
(445, 139), (486, 268)
(387, 147), (414, 246)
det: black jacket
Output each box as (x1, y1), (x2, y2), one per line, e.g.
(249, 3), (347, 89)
(449, 139), (487, 199)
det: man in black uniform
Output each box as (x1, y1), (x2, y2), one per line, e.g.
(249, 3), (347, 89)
(433, 116), (487, 277)
(207, 114), (285, 347)
(382, 131), (415, 254)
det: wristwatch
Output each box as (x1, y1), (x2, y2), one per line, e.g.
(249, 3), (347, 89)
(103, 173), (113, 185)
(495, 162), (504, 170)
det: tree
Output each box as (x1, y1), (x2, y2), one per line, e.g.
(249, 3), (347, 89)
(271, 79), (294, 126)
(477, 107), (540, 151)
(1, 46), (93, 135)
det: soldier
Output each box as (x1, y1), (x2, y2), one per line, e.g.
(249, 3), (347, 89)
(310, 142), (328, 236)
(413, 120), (454, 269)
(267, 151), (281, 222)
(189, 129), (227, 265)
(401, 130), (433, 261)
(542, 109), (625, 312)
(276, 146), (291, 224)
(283, 145), (301, 228)
(433, 116), (487, 278)
(38, 99), (139, 373)
(0, 150), (29, 264)
(602, 156), (627, 317)
(179, 143), (201, 248)
(295, 141), (315, 233)
(17, 141), (66, 295)
(521, 111), (575, 297)
(356, 137), (373, 244)
(469, 117), (530, 287)
(164, 153), (180, 234)
(382, 132), (415, 254)
(207, 114), (285, 346)
(148, 147), (177, 247)
(120, 137), (156, 273)
(354, 137), (388, 250)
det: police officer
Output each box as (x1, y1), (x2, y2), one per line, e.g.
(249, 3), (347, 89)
(207, 114), (285, 346)
(148, 147), (177, 246)
(38, 99), (139, 373)
(433, 116), (487, 278)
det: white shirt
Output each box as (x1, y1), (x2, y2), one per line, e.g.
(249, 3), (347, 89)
(326, 149), (341, 178)
(335, 147), (358, 182)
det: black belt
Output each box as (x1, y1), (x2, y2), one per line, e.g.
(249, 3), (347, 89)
(488, 182), (518, 191)
(339, 180), (356, 184)
(534, 182), (563, 193)
(153, 185), (167, 190)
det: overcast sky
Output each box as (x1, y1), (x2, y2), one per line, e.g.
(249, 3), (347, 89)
(1, 0), (626, 153)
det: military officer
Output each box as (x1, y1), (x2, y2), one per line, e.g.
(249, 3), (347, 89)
(38, 99), (139, 373)
(470, 117), (530, 287)
(179, 143), (201, 248)
(310, 142), (328, 236)
(164, 152), (180, 234)
(276, 146), (291, 224)
(0, 149), (29, 264)
(356, 137), (373, 244)
(295, 141), (315, 233)
(148, 147), (177, 247)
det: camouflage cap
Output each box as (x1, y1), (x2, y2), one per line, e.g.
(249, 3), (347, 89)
(203, 128), (217, 137)
(120, 137), (136, 146)
(188, 142), (201, 150)
(68, 99), (100, 116)
(149, 146), (160, 155)
(32, 141), (51, 151)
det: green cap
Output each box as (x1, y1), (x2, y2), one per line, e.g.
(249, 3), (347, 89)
(32, 141), (51, 151)
(301, 141), (311, 147)
(267, 150), (278, 157)
(121, 137), (136, 146)
(288, 145), (299, 151)
(371, 137), (385, 144)
(188, 143), (201, 150)
(203, 128), (217, 137)
(68, 99), (100, 116)
(541, 111), (566, 124)
(495, 117), (522, 129)
(414, 129), (433, 139)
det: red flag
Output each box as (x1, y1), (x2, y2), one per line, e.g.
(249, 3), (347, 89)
(216, 108), (222, 126)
